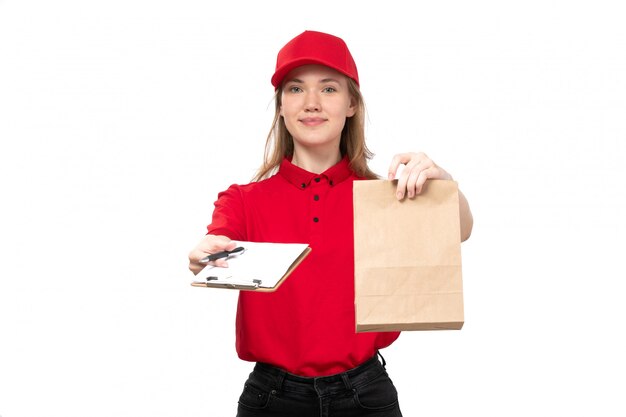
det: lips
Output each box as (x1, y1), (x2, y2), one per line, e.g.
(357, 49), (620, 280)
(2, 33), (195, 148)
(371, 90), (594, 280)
(299, 117), (326, 126)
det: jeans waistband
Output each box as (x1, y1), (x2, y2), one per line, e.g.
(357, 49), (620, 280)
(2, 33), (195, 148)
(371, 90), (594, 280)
(252, 353), (386, 396)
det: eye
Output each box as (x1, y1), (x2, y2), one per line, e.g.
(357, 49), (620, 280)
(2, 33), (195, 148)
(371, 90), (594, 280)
(287, 85), (303, 93)
(322, 86), (337, 93)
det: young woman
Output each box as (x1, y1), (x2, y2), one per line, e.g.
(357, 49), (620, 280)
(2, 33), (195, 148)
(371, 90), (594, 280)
(189, 30), (473, 417)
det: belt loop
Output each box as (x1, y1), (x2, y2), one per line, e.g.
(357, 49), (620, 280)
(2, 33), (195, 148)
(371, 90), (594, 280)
(275, 369), (286, 391)
(341, 373), (353, 390)
(377, 350), (387, 369)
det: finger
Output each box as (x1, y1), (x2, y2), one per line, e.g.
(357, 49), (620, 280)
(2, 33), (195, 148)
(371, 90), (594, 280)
(201, 238), (237, 265)
(212, 258), (230, 268)
(395, 161), (412, 199)
(414, 170), (429, 195)
(400, 156), (432, 197)
(204, 236), (236, 253)
(414, 166), (442, 194)
(387, 153), (412, 180)
(196, 250), (235, 270)
(213, 240), (237, 254)
(189, 247), (209, 264)
(404, 166), (423, 198)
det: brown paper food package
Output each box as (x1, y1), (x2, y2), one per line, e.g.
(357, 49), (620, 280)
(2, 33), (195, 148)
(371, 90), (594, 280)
(353, 179), (464, 332)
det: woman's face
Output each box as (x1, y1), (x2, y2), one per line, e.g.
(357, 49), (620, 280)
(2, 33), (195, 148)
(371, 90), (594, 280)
(280, 65), (356, 154)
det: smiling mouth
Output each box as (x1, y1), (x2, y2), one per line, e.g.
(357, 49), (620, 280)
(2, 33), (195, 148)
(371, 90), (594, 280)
(300, 117), (326, 126)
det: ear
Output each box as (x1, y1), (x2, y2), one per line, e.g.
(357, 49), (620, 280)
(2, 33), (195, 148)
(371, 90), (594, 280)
(346, 97), (357, 118)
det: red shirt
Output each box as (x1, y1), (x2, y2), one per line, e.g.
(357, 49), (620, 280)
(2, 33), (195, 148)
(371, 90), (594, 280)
(207, 156), (400, 376)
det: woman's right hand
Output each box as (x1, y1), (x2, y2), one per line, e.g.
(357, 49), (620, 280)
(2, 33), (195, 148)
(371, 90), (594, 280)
(188, 234), (237, 275)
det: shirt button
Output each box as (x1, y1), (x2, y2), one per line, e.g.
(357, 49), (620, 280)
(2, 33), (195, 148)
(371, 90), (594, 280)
(329, 180), (334, 186)
(313, 217), (319, 223)
(301, 183), (306, 189)
(315, 178), (321, 183)
(314, 195), (319, 201)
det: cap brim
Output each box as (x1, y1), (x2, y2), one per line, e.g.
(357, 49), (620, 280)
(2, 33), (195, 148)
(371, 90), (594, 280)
(271, 57), (358, 88)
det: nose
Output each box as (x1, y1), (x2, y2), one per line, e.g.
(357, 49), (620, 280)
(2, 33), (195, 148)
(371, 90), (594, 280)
(304, 91), (321, 112)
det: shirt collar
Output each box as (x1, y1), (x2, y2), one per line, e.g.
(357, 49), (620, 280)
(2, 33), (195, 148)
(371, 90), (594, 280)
(278, 155), (354, 190)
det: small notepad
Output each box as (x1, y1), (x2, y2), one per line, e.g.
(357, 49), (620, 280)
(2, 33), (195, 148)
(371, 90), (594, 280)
(191, 241), (311, 291)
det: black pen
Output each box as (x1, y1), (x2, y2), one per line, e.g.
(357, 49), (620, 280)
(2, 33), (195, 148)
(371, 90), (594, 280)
(200, 246), (245, 263)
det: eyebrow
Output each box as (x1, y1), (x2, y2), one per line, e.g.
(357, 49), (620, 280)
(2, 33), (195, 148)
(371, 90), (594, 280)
(285, 78), (342, 84)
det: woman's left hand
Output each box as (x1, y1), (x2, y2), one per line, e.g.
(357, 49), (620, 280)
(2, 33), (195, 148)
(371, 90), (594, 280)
(388, 152), (453, 200)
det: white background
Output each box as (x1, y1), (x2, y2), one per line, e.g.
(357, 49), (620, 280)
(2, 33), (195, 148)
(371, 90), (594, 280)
(1, 0), (625, 416)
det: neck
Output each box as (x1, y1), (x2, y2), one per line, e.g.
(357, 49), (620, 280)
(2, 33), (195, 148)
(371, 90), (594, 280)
(291, 146), (342, 174)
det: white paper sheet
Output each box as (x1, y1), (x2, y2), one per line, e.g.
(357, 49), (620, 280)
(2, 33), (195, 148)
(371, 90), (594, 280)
(194, 241), (310, 289)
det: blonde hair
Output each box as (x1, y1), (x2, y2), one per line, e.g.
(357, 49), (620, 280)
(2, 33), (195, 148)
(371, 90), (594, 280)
(253, 78), (378, 181)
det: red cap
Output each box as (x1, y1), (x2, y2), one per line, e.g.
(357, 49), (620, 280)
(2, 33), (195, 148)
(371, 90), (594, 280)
(271, 30), (359, 88)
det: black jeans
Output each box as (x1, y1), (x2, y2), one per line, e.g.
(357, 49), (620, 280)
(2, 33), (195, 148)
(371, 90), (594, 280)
(236, 353), (403, 417)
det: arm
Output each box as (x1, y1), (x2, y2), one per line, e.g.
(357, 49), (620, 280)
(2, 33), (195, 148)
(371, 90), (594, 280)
(457, 189), (473, 242)
(189, 184), (248, 274)
(388, 152), (473, 242)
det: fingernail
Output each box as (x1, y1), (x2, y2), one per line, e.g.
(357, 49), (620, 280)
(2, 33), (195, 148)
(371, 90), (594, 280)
(396, 191), (404, 199)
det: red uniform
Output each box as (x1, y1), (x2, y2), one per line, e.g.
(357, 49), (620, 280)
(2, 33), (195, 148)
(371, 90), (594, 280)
(208, 156), (399, 376)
